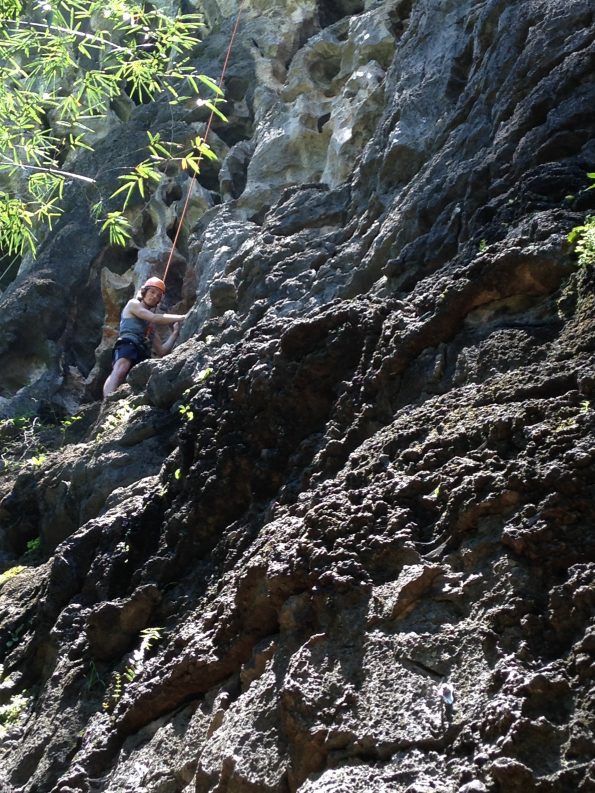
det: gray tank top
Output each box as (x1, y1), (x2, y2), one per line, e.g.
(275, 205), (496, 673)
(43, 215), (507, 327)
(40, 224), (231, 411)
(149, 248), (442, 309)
(119, 315), (153, 348)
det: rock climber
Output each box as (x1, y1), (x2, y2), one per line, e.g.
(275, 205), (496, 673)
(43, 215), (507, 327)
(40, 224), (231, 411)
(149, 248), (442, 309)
(103, 276), (187, 398)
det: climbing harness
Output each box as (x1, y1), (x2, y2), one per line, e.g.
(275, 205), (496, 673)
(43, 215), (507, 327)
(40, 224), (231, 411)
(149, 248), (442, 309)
(162, 6), (244, 286)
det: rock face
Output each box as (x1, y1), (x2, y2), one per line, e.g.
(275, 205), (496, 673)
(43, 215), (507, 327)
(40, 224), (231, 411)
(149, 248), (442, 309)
(1, 1), (595, 792)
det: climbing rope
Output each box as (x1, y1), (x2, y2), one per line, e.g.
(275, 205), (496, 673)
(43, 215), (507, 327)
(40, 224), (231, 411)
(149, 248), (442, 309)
(162, 6), (244, 285)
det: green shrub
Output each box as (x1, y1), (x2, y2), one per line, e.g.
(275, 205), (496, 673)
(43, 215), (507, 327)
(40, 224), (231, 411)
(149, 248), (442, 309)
(26, 537), (41, 554)
(0, 693), (29, 735)
(568, 215), (595, 266)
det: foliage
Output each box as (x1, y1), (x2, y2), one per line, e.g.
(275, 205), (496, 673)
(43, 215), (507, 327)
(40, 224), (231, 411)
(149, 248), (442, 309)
(100, 128), (222, 245)
(0, 412), (83, 476)
(197, 366), (213, 383)
(567, 173), (595, 266)
(0, 414), (36, 443)
(60, 413), (82, 444)
(178, 403), (194, 422)
(102, 671), (122, 712)
(554, 417), (577, 433)
(61, 414), (82, 431)
(26, 536), (41, 553)
(0, 410), (85, 481)
(102, 626), (162, 711)
(96, 402), (134, 437)
(0, 0), (224, 256)
(0, 414), (46, 474)
(568, 215), (595, 266)
(0, 565), (25, 589)
(100, 210), (133, 247)
(552, 401), (590, 432)
(85, 660), (105, 693)
(123, 626), (162, 682)
(0, 692), (29, 736)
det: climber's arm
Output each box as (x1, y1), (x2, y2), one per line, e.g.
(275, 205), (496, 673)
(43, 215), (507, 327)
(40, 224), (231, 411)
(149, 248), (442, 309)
(152, 322), (180, 357)
(126, 299), (186, 325)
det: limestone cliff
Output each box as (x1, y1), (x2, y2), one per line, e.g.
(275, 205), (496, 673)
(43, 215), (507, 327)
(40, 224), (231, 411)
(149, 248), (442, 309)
(0, 1), (594, 791)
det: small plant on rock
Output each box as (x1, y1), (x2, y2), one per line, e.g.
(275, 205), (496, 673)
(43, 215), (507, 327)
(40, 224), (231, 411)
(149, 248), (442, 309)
(568, 173), (595, 266)
(60, 414), (82, 444)
(85, 661), (105, 694)
(0, 565), (26, 589)
(0, 415), (50, 474)
(102, 672), (123, 713)
(27, 453), (46, 468)
(197, 366), (213, 383)
(0, 692), (29, 736)
(96, 403), (134, 439)
(179, 404), (194, 422)
(568, 215), (595, 266)
(0, 565), (25, 589)
(26, 537), (41, 554)
(101, 627), (163, 712)
(124, 627), (163, 683)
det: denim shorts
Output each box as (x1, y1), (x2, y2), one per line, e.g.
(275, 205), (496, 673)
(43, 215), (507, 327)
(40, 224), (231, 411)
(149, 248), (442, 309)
(112, 338), (149, 367)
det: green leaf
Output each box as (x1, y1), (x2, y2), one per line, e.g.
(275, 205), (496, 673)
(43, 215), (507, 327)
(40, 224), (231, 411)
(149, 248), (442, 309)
(197, 367), (213, 382)
(0, 2), (220, 256)
(197, 74), (224, 96)
(110, 182), (135, 207)
(195, 138), (218, 161)
(100, 211), (132, 247)
(204, 100), (228, 123)
(0, 1), (23, 22)
(568, 215), (595, 266)
(182, 155), (200, 174)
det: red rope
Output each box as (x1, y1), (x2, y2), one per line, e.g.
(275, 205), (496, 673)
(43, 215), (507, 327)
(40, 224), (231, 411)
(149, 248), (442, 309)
(162, 6), (244, 284)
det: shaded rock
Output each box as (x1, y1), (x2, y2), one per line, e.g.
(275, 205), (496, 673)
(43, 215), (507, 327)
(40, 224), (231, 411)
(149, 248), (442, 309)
(264, 184), (350, 236)
(86, 585), (162, 661)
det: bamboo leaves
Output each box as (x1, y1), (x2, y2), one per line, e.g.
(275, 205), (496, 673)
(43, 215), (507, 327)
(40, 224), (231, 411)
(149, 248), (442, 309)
(0, 0), (220, 257)
(100, 211), (132, 247)
(111, 160), (162, 207)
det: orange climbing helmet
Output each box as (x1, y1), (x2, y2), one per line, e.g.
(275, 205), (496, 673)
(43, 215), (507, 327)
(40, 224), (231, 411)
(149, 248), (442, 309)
(142, 277), (166, 293)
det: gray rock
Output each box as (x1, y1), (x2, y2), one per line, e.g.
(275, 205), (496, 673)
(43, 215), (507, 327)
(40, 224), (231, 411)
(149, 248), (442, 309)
(458, 782), (488, 793)
(0, 1), (594, 793)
